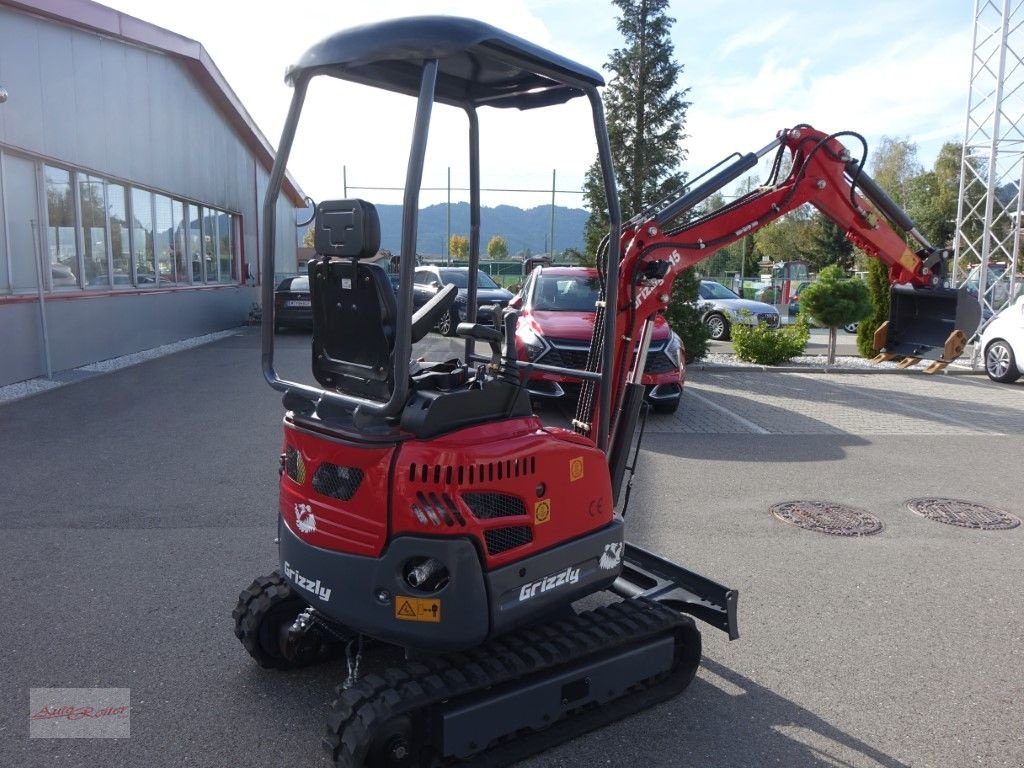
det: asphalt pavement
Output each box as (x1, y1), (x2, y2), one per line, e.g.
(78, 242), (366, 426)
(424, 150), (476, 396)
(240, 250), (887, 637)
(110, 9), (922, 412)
(1, 327), (1022, 768)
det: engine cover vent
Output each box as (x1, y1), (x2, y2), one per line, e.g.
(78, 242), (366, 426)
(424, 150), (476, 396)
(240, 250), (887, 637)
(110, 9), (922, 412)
(462, 493), (527, 520)
(285, 446), (305, 484)
(484, 526), (533, 555)
(312, 463), (363, 501)
(412, 491), (466, 527)
(407, 456), (537, 486)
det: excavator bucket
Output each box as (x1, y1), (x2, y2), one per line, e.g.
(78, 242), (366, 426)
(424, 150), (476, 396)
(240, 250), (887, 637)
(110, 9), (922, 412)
(878, 285), (981, 363)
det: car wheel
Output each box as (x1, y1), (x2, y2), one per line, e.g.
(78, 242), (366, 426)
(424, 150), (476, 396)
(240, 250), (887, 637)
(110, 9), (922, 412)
(436, 305), (460, 337)
(985, 340), (1022, 383)
(705, 313), (730, 341)
(843, 322), (859, 333)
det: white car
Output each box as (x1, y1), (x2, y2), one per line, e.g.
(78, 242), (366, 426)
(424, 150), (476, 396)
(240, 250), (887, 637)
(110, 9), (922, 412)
(698, 280), (781, 341)
(979, 294), (1024, 383)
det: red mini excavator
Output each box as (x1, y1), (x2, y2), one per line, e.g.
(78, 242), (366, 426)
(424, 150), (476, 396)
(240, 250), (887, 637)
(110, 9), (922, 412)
(234, 16), (980, 767)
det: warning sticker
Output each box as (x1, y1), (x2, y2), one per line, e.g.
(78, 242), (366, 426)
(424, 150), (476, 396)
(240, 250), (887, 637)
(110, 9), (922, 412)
(534, 498), (552, 525)
(569, 456), (585, 482)
(394, 596), (441, 623)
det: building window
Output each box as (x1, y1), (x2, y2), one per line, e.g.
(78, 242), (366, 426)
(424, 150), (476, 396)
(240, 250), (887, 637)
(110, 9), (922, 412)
(79, 173), (110, 288)
(131, 188), (155, 285)
(108, 184), (131, 286)
(45, 165), (78, 289)
(0, 153), (8, 293)
(203, 207), (218, 283)
(188, 204), (203, 282)
(154, 193), (177, 285)
(171, 200), (189, 285)
(30, 160), (240, 294)
(218, 212), (235, 283)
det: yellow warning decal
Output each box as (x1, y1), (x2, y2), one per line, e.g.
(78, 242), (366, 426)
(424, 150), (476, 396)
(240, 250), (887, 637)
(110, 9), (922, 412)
(569, 456), (585, 482)
(535, 498), (552, 525)
(394, 596), (441, 623)
(899, 248), (919, 275)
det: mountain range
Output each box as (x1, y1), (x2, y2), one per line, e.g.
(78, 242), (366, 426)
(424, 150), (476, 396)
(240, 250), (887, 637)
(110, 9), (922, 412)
(372, 202), (589, 256)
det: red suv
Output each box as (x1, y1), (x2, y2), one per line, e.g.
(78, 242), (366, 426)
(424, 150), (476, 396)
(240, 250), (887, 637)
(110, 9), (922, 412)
(509, 266), (684, 414)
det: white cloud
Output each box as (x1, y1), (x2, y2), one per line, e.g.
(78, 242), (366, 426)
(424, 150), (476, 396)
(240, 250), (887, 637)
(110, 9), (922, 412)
(718, 14), (796, 58)
(97, 0), (973, 210)
(683, 27), (972, 187)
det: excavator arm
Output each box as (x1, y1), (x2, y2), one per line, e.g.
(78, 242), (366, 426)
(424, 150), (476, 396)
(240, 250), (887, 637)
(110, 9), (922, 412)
(576, 125), (981, 464)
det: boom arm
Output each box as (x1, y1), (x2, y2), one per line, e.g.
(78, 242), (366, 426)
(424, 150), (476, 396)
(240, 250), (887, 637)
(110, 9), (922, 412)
(578, 125), (979, 455)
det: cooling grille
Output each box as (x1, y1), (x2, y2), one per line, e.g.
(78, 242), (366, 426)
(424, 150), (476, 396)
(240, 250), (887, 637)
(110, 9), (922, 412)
(484, 526), (533, 555)
(312, 463), (363, 500)
(461, 492), (527, 520)
(407, 456), (536, 486)
(411, 491), (466, 527)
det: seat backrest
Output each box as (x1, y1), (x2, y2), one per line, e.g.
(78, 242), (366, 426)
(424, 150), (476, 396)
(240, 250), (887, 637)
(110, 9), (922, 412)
(308, 199), (397, 400)
(311, 259), (398, 399)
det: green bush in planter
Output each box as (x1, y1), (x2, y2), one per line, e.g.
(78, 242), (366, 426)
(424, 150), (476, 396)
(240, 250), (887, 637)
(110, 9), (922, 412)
(731, 313), (810, 365)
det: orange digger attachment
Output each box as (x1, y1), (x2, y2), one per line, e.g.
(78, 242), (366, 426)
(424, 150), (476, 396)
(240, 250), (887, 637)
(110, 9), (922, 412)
(872, 285), (981, 368)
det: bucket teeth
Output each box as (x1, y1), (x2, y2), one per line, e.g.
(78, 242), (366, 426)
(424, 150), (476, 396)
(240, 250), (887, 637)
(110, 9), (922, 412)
(923, 361), (948, 375)
(872, 321), (889, 353)
(870, 353), (898, 364)
(943, 330), (967, 362)
(895, 357), (920, 369)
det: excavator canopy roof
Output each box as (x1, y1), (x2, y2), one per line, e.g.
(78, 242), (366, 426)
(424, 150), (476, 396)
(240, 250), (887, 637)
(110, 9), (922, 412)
(285, 15), (604, 109)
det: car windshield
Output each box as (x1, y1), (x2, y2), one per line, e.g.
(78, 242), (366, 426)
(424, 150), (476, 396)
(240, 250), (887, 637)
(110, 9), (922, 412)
(699, 282), (739, 300)
(437, 269), (499, 289)
(280, 276), (309, 292)
(532, 275), (601, 312)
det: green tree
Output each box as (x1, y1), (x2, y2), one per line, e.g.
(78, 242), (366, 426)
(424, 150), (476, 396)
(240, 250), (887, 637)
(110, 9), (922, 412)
(561, 247), (584, 264)
(752, 204), (816, 266)
(582, 0), (690, 256)
(809, 214), (854, 272)
(449, 234), (469, 260)
(665, 267), (710, 362)
(486, 235), (508, 261)
(303, 226), (315, 249)
(580, 0), (704, 357)
(798, 265), (872, 364)
(856, 136), (921, 357)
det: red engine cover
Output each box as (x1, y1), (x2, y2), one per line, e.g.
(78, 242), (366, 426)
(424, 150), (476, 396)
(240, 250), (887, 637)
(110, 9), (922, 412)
(391, 416), (614, 569)
(278, 414), (614, 569)
(279, 420), (392, 556)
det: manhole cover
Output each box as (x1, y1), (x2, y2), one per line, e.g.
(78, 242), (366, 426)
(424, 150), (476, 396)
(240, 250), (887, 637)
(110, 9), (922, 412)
(905, 498), (1020, 530)
(770, 500), (884, 536)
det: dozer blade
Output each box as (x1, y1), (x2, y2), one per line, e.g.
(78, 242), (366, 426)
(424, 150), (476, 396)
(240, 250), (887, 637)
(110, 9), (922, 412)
(879, 285), (981, 363)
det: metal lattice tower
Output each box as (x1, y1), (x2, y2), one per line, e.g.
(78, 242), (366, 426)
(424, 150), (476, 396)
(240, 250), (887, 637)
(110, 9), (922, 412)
(954, 0), (1024, 344)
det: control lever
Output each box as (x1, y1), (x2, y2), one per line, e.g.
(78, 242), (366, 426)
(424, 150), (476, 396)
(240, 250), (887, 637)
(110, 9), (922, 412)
(456, 322), (503, 366)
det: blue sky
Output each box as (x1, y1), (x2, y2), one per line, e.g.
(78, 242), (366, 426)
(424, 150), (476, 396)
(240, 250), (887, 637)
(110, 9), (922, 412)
(103, 0), (974, 209)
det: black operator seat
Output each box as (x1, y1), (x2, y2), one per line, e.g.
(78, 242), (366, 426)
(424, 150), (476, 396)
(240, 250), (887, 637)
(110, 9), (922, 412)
(309, 199), (456, 401)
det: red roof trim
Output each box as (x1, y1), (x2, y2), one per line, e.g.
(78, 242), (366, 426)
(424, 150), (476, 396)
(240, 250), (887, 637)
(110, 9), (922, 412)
(1, 0), (306, 206)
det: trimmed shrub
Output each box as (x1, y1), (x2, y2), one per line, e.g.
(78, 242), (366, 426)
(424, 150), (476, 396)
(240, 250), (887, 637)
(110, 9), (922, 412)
(732, 314), (811, 365)
(665, 267), (711, 362)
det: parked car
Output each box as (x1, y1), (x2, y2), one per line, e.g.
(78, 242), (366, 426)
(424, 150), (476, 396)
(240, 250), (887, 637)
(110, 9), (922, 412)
(979, 294), (1024, 383)
(698, 280), (780, 340)
(413, 266), (514, 336)
(509, 267), (684, 414)
(273, 275), (312, 332)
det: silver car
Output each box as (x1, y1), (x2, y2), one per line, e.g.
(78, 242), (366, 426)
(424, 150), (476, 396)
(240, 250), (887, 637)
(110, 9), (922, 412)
(698, 280), (781, 341)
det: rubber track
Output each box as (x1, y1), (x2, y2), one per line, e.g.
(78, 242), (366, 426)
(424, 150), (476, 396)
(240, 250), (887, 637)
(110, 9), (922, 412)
(233, 572), (296, 669)
(323, 598), (699, 767)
